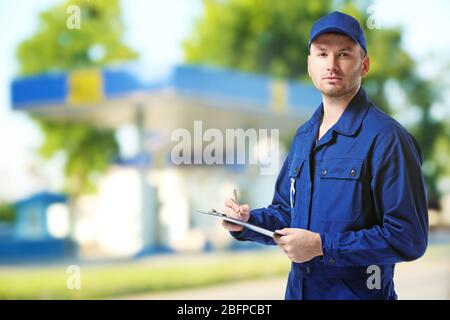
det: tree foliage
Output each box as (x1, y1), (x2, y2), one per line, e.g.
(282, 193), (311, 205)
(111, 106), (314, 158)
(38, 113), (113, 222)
(16, 0), (138, 197)
(183, 0), (448, 205)
(0, 203), (15, 224)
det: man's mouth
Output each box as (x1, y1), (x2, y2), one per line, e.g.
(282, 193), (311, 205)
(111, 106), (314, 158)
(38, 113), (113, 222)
(323, 76), (342, 80)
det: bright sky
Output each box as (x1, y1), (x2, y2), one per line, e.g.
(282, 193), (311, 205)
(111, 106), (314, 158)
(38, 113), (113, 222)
(0, 0), (449, 201)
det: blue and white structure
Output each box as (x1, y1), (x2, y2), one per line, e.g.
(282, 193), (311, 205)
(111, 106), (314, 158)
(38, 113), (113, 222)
(10, 64), (321, 257)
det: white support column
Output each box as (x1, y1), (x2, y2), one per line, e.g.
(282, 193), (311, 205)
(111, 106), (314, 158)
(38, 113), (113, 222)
(135, 104), (160, 250)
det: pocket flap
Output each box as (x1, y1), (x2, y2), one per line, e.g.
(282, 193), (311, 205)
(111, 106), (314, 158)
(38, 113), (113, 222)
(319, 158), (363, 180)
(289, 157), (305, 178)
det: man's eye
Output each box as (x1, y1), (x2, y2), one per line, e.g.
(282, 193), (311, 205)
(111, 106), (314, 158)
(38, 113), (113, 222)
(318, 53), (327, 57)
(339, 53), (349, 57)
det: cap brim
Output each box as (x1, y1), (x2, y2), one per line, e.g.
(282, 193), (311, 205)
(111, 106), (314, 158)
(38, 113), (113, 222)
(309, 26), (359, 48)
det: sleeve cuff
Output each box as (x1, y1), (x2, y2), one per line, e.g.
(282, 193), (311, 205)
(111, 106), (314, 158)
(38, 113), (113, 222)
(319, 232), (339, 266)
(229, 213), (258, 241)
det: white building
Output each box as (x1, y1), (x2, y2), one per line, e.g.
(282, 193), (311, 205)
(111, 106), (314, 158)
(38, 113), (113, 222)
(11, 64), (321, 257)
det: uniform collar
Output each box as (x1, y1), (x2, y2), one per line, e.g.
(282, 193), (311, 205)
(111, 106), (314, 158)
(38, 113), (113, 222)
(297, 86), (371, 137)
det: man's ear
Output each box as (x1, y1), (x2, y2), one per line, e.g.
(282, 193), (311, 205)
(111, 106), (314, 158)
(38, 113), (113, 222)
(307, 55), (311, 77)
(361, 55), (370, 77)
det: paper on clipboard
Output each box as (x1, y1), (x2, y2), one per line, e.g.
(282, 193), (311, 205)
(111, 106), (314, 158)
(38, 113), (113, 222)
(197, 210), (283, 238)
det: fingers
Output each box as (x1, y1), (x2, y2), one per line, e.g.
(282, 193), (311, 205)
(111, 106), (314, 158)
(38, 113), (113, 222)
(274, 232), (292, 246)
(274, 236), (281, 245)
(225, 198), (250, 214)
(223, 203), (250, 219)
(273, 229), (298, 261)
(275, 228), (293, 236)
(240, 204), (250, 214)
(275, 239), (290, 256)
(224, 198), (240, 212)
(276, 235), (289, 245)
(223, 206), (241, 219)
(221, 220), (243, 232)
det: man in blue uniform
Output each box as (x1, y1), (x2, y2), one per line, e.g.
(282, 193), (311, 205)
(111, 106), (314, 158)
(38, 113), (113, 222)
(222, 11), (428, 300)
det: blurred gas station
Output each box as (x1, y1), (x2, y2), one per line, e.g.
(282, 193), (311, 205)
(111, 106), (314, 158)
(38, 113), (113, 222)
(5, 64), (320, 259)
(1, 0), (450, 300)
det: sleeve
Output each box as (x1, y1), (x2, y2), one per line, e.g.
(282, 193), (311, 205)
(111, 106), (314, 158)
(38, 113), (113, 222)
(230, 148), (293, 246)
(319, 124), (429, 267)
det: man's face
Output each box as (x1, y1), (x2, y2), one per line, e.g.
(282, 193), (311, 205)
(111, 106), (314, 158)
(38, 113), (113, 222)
(308, 33), (369, 98)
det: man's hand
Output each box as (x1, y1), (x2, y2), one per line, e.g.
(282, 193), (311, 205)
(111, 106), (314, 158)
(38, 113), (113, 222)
(274, 228), (323, 263)
(221, 198), (250, 232)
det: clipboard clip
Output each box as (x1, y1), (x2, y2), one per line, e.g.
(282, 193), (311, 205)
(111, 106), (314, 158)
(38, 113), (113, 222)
(199, 209), (224, 216)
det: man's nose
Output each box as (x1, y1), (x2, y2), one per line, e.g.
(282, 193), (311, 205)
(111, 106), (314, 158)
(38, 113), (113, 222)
(326, 55), (338, 72)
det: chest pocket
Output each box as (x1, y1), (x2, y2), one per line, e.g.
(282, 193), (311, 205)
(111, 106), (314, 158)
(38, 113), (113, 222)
(315, 158), (364, 222)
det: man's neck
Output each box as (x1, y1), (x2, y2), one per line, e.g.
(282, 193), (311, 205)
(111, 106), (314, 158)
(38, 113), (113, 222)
(321, 85), (360, 125)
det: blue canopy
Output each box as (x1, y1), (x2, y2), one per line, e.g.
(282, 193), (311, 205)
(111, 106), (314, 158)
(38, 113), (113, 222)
(11, 64), (321, 118)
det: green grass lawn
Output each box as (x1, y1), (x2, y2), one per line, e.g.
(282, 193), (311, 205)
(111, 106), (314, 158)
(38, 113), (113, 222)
(0, 251), (290, 299)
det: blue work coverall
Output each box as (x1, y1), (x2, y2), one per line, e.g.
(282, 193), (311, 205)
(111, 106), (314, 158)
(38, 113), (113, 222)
(231, 86), (428, 300)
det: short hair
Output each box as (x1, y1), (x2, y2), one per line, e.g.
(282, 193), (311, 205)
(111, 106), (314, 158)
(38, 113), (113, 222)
(359, 46), (367, 58)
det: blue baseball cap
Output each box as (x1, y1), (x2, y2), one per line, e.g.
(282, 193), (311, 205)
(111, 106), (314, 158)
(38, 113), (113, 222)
(308, 11), (367, 54)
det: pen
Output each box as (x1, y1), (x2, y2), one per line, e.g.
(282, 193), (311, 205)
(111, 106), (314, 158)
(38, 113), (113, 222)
(233, 188), (241, 218)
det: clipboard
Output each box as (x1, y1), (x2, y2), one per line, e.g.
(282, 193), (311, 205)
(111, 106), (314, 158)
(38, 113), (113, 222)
(198, 210), (283, 238)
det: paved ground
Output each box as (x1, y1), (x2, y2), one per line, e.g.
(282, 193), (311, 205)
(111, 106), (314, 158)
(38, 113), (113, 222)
(120, 245), (450, 300)
(394, 251), (450, 299)
(121, 277), (287, 300)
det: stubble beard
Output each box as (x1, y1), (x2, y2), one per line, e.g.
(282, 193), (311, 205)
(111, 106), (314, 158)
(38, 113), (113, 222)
(314, 64), (363, 99)
(316, 73), (361, 100)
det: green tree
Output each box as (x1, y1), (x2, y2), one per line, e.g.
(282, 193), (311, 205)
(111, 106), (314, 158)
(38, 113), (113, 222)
(183, 0), (445, 207)
(0, 203), (15, 224)
(16, 0), (138, 197)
